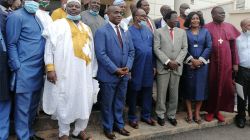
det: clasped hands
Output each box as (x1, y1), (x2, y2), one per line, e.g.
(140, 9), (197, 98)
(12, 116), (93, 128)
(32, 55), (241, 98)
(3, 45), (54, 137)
(115, 67), (129, 77)
(164, 60), (179, 70)
(190, 59), (203, 69)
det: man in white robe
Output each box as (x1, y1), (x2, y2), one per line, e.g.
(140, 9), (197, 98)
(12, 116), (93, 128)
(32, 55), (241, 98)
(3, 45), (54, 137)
(42, 0), (98, 139)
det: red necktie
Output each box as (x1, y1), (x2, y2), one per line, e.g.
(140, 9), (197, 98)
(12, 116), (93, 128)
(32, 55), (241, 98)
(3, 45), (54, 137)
(115, 25), (123, 48)
(169, 28), (173, 41)
(146, 18), (153, 32)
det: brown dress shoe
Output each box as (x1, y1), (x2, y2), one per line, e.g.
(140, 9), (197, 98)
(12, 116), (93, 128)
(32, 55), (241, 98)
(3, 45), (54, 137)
(141, 118), (156, 126)
(113, 127), (130, 136)
(59, 135), (69, 140)
(104, 131), (116, 140)
(72, 131), (94, 140)
(128, 121), (139, 129)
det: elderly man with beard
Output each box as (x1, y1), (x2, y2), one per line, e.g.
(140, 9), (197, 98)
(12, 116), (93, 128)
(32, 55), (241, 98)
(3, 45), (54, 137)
(80, 0), (105, 36)
(42, 0), (98, 139)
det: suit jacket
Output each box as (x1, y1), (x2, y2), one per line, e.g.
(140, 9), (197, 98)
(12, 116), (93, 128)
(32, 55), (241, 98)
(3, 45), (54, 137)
(154, 18), (161, 29)
(148, 17), (156, 32)
(154, 26), (188, 76)
(94, 23), (135, 83)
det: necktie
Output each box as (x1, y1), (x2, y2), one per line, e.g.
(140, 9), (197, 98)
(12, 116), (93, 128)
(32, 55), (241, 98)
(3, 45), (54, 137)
(146, 18), (153, 32)
(169, 28), (173, 41)
(115, 25), (123, 48)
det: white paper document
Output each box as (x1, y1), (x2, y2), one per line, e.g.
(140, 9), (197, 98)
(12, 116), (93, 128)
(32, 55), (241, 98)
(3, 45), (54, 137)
(236, 83), (244, 100)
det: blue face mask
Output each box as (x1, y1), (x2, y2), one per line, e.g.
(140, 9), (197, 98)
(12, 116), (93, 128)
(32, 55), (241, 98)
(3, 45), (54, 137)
(24, 1), (39, 14)
(139, 20), (147, 27)
(89, 10), (99, 16)
(66, 14), (81, 21)
(104, 14), (109, 22)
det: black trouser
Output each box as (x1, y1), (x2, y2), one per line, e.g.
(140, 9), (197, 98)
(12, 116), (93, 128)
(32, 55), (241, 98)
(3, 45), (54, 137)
(236, 66), (250, 119)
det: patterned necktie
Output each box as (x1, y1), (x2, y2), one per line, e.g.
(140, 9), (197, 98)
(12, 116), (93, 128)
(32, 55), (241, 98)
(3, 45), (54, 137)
(115, 25), (123, 48)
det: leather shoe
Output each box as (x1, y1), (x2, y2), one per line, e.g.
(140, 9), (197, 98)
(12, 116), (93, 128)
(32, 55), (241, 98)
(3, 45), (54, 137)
(104, 131), (116, 140)
(30, 135), (44, 140)
(72, 131), (93, 140)
(141, 118), (156, 126)
(157, 117), (165, 126)
(113, 127), (130, 136)
(128, 120), (139, 129)
(168, 118), (177, 126)
(235, 117), (246, 128)
(58, 135), (69, 140)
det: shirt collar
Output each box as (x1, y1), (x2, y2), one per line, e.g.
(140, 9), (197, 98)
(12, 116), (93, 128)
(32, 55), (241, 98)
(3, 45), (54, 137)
(109, 21), (120, 28)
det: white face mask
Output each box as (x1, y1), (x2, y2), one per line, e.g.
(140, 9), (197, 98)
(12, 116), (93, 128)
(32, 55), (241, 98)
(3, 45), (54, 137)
(184, 8), (191, 16)
(63, 4), (67, 10)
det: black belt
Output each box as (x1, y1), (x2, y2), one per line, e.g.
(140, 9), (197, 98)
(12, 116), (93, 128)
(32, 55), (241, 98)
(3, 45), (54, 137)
(239, 66), (250, 71)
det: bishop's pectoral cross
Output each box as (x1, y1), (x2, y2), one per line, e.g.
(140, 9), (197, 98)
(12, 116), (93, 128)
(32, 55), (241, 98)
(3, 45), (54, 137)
(218, 38), (223, 45)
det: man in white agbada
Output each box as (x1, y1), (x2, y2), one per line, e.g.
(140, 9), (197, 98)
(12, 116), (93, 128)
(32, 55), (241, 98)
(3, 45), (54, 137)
(42, 0), (98, 139)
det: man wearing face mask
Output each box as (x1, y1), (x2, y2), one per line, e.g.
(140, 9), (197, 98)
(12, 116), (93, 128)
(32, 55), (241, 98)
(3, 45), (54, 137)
(51, 0), (67, 21)
(178, 3), (190, 29)
(127, 8), (156, 129)
(235, 18), (250, 128)
(80, 0), (105, 36)
(6, 0), (45, 139)
(42, 0), (98, 139)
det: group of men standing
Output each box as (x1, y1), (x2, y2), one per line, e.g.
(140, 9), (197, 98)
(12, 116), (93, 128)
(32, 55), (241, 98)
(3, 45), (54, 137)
(0, 0), (250, 140)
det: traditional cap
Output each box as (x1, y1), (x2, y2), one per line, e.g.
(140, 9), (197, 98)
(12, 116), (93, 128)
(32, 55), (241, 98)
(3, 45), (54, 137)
(113, 0), (125, 6)
(67, 0), (81, 5)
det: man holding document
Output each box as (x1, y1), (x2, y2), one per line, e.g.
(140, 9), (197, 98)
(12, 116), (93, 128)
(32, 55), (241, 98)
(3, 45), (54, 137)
(235, 18), (250, 128)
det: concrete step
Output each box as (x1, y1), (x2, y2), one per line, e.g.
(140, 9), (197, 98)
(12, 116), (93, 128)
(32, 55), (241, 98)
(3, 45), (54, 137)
(10, 111), (236, 140)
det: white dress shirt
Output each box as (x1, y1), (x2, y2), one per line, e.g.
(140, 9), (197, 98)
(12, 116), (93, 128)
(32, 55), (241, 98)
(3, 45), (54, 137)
(161, 18), (167, 28)
(236, 32), (250, 68)
(109, 21), (122, 35)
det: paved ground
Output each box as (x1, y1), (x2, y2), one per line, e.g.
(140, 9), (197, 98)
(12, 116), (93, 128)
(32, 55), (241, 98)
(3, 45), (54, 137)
(159, 123), (250, 140)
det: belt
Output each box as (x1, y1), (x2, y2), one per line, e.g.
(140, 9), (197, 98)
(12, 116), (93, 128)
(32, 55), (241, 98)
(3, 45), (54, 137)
(239, 66), (250, 71)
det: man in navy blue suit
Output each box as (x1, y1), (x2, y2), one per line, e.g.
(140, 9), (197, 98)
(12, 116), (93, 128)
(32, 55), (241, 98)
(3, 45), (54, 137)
(94, 5), (134, 140)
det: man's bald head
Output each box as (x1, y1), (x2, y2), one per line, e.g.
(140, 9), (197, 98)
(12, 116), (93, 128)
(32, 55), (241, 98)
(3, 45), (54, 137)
(211, 6), (225, 23)
(160, 5), (171, 17)
(240, 18), (250, 32)
(107, 5), (122, 25)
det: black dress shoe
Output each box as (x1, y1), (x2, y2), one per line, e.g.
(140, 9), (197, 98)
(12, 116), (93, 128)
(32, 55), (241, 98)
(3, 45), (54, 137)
(104, 131), (116, 140)
(157, 117), (165, 126)
(30, 135), (44, 140)
(129, 120), (139, 129)
(113, 127), (130, 136)
(141, 118), (156, 126)
(235, 118), (246, 128)
(168, 118), (177, 126)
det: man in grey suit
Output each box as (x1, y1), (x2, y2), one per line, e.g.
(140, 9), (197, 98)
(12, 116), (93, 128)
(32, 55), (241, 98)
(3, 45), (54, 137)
(154, 11), (188, 126)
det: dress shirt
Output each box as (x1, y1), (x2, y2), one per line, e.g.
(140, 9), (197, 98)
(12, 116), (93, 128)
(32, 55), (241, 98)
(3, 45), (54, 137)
(161, 18), (166, 28)
(236, 32), (250, 68)
(109, 21), (121, 35)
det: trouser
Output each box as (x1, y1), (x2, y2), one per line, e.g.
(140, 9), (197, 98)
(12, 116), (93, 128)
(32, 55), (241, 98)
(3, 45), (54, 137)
(236, 66), (250, 119)
(58, 119), (89, 137)
(0, 99), (11, 140)
(127, 86), (153, 121)
(100, 79), (128, 133)
(156, 72), (180, 119)
(15, 90), (41, 140)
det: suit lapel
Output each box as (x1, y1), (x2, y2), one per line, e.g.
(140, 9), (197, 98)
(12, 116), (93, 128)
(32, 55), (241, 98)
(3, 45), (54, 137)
(107, 24), (120, 48)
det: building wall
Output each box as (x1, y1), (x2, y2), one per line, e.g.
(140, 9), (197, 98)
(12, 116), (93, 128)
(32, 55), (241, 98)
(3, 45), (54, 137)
(228, 9), (250, 30)
(147, 0), (174, 19)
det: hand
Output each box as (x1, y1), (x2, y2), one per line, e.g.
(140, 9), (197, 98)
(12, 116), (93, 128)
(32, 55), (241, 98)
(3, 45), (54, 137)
(191, 59), (202, 68)
(233, 65), (238, 73)
(115, 68), (126, 77)
(47, 71), (57, 84)
(121, 67), (129, 75)
(168, 60), (179, 70)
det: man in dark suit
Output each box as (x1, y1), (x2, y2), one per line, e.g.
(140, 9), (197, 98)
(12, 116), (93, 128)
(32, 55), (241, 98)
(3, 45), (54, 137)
(94, 5), (135, 140)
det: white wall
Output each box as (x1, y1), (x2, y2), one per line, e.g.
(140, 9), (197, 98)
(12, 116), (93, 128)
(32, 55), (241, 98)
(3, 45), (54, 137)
(148, 0), (174, 19)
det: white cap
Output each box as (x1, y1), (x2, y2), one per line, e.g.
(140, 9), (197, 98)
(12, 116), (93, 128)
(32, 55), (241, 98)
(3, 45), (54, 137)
(67, 0), (81, 5)
(113, 0), (125, 6)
